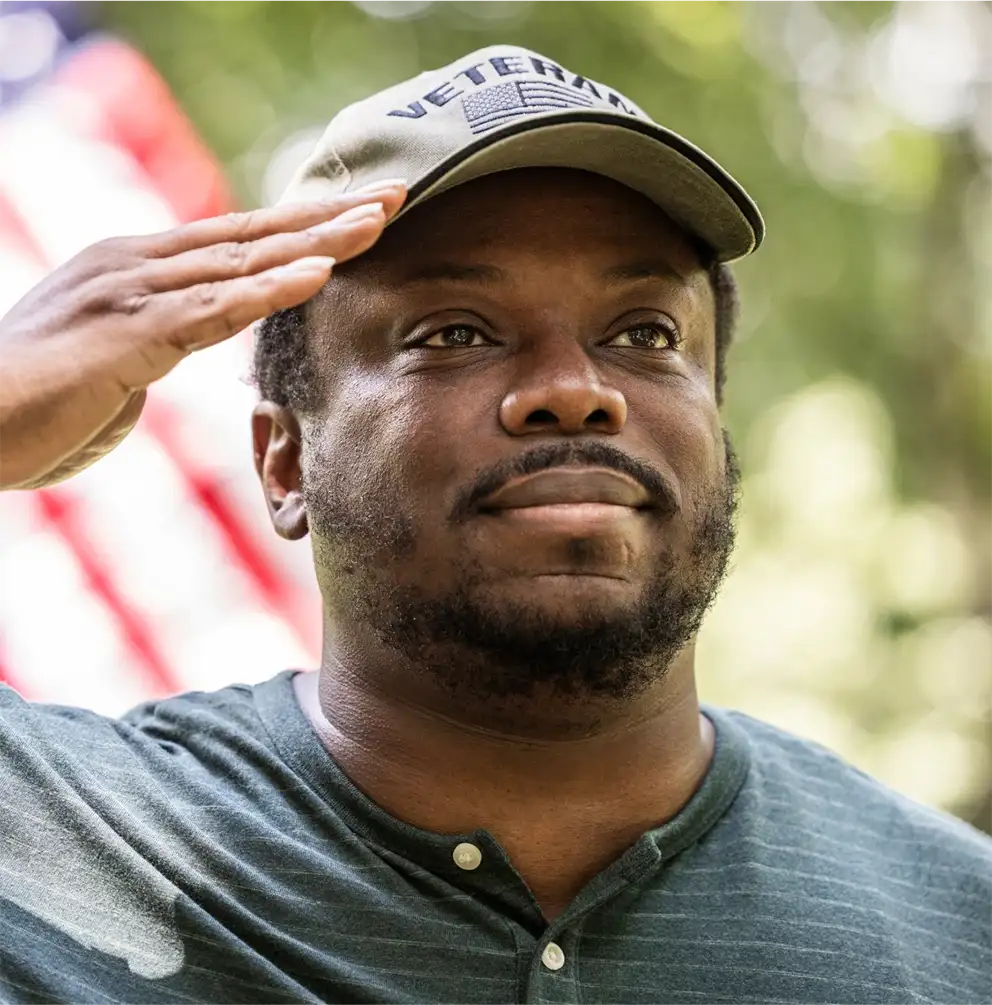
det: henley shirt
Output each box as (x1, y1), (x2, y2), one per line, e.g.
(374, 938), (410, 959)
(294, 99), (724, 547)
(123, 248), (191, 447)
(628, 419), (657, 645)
(0, 669), (989, 1004)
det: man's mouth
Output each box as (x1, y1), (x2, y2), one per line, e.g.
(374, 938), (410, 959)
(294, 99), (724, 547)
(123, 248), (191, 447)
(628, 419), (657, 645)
(478, 467), (652, 512)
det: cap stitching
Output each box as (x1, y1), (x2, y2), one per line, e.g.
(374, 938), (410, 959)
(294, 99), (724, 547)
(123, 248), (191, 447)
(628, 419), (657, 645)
(310, 138), (352, 192)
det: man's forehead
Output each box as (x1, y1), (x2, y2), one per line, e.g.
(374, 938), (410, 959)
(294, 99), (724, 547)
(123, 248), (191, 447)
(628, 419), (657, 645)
(395, 258), (691, 288)
(359, 168), (706, 278)
(397, 167), (681, 227)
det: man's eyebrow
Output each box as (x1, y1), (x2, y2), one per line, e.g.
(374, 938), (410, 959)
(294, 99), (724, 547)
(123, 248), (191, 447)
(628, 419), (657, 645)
(601, 259), (688, 284)
(398, 263), (508, 285)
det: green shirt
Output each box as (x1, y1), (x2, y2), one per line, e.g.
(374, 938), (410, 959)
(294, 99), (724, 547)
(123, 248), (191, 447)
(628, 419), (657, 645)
(1, 670), (989, 1004)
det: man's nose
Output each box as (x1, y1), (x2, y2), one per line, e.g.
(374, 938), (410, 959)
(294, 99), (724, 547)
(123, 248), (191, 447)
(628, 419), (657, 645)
(499, 340), (627, 436)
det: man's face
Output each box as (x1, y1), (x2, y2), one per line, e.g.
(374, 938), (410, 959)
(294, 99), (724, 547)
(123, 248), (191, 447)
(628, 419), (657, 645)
(293, 168), (738, 702)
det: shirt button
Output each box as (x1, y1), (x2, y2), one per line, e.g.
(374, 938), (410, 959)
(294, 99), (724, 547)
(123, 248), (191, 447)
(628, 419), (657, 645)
(452, 842), (482, 870)
(541, 942), (565, 971)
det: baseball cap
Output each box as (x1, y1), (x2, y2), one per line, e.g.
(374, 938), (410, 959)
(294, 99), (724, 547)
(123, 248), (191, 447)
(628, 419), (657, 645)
(279, 45), (765, 263)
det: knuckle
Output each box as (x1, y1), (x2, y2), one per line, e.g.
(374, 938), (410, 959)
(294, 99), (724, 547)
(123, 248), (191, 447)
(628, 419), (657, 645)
(189, 281), (220, 311)
(223, 209), (259, 241)
(217, 241), (251, 273)
(302, 227), (330, 252)
(78, 276), (147, 317)
(117, 289), (151, 316)
(78, 276), (114, 314)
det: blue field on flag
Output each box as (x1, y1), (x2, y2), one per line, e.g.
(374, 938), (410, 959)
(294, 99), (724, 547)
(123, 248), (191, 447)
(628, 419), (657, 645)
(463, 81), (596, 134)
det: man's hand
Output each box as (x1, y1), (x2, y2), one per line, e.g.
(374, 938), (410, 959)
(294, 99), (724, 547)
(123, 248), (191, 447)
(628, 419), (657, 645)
(0, 181), (406, 490)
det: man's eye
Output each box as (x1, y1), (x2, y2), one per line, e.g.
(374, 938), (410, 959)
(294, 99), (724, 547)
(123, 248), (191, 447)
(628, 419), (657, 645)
(421, 325), (490, 348)
(607, 323), (679, 349)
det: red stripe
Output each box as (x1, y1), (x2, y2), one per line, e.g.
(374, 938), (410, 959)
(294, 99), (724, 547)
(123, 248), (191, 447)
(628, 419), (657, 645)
(0, 191), (47, 264)
(3, 198), (193, 699)
(33, 489), (183, 698)
(4, 42), (319, 702)
(142, 402), (319, 654)
(55, 41), (232, 223)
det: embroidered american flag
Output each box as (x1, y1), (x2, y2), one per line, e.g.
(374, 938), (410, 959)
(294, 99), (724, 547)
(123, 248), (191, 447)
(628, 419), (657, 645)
(462, 80), (595, 134)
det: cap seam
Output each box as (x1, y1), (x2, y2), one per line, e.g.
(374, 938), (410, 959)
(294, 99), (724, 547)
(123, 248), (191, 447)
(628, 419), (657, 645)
(313, 138), (352, 193)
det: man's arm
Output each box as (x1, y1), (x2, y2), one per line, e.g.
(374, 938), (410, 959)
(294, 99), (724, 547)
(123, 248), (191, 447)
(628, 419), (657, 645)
(0, 181), (405, 490)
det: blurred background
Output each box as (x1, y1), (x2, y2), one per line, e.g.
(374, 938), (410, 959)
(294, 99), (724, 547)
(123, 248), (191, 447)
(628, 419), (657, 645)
(0, 0), (988, 833)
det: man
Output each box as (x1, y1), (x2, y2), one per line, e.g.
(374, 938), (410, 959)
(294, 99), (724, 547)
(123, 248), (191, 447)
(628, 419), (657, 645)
(0, 45), (989, 1005)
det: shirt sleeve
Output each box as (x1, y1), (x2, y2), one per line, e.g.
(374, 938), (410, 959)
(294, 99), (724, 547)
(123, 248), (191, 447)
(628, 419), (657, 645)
(0, 683), (189, 984)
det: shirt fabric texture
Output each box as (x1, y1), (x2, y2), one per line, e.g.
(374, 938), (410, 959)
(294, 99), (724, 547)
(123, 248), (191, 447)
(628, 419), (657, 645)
(0, 669), (989, 1005)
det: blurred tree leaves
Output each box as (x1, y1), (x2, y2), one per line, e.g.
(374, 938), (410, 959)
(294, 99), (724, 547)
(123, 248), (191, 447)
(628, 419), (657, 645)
(101, 0), (990, 830)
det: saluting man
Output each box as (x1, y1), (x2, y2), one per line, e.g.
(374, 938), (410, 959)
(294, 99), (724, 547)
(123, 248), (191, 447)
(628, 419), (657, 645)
(1, 46), (990, 1005)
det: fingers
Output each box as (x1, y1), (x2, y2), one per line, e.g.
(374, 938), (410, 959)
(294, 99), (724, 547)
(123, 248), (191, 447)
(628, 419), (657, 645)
(145, 179), (407, 257)
(149, 255), (336, 354)
(139, 201), (388, 293)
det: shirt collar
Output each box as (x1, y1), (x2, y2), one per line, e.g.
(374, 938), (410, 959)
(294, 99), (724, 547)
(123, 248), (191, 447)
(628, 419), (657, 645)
(253, 669), (751, 897)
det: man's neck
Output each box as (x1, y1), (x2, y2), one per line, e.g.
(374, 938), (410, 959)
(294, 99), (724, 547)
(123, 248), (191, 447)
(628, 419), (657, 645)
(292, 644), (714, 922)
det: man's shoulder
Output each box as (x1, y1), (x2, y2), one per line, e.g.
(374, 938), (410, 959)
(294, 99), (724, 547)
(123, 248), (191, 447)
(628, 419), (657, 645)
(117, 675), (267, 736)
(0, 671), (289, 775)
(0, 671), (299, 865)
(718, 705), (992, 870)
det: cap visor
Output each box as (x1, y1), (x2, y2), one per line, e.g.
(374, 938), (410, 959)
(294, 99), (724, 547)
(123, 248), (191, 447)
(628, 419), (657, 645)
(395, 111), (764, 263)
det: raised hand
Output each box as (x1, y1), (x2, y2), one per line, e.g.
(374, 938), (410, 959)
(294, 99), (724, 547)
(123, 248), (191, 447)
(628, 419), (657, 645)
(0, 181), (406, 490)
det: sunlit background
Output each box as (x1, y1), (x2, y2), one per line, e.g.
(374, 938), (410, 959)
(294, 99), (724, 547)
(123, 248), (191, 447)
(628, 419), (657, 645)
(0, 1), (988, 834)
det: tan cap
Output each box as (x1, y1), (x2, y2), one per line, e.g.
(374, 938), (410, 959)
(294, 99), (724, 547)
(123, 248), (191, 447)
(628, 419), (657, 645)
(279, 45), (765, 263)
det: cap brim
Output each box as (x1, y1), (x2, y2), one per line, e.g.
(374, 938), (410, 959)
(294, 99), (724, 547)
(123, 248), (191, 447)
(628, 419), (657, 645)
(393, 112), (764, 263)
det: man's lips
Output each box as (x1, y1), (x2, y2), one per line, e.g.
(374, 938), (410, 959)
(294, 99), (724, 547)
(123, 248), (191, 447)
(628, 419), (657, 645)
(478, 467), (652, 511)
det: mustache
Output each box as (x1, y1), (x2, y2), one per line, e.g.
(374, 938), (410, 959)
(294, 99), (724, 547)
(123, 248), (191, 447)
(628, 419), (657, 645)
(451, 440), (679, 522)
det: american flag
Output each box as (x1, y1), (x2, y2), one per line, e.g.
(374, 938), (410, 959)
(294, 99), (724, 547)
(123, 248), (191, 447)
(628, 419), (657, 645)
(462, 80), (595, 134)
(0, 3), (321, 715)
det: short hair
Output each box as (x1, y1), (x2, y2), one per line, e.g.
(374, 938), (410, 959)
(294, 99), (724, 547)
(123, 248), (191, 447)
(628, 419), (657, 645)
(250, 257), (739, 412)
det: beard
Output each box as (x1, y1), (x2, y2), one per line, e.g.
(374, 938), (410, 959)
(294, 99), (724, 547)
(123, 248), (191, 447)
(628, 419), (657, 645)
(304, 434), (741, 706)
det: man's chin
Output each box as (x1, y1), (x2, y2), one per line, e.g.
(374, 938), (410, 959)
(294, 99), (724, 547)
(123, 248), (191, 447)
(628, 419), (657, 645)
(380, 572), (688, 703)
(478, 570), (647, 610)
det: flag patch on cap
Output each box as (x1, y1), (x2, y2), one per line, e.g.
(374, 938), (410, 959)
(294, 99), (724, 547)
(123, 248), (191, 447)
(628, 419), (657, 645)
(462, 80), (595, 135)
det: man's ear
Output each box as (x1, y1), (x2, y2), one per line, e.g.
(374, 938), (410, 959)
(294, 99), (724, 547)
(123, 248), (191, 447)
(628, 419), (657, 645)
(251, 402), (308, 541)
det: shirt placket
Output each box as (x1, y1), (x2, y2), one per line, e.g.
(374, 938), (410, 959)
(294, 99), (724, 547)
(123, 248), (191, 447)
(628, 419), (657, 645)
(518, 838), (664, 1003)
